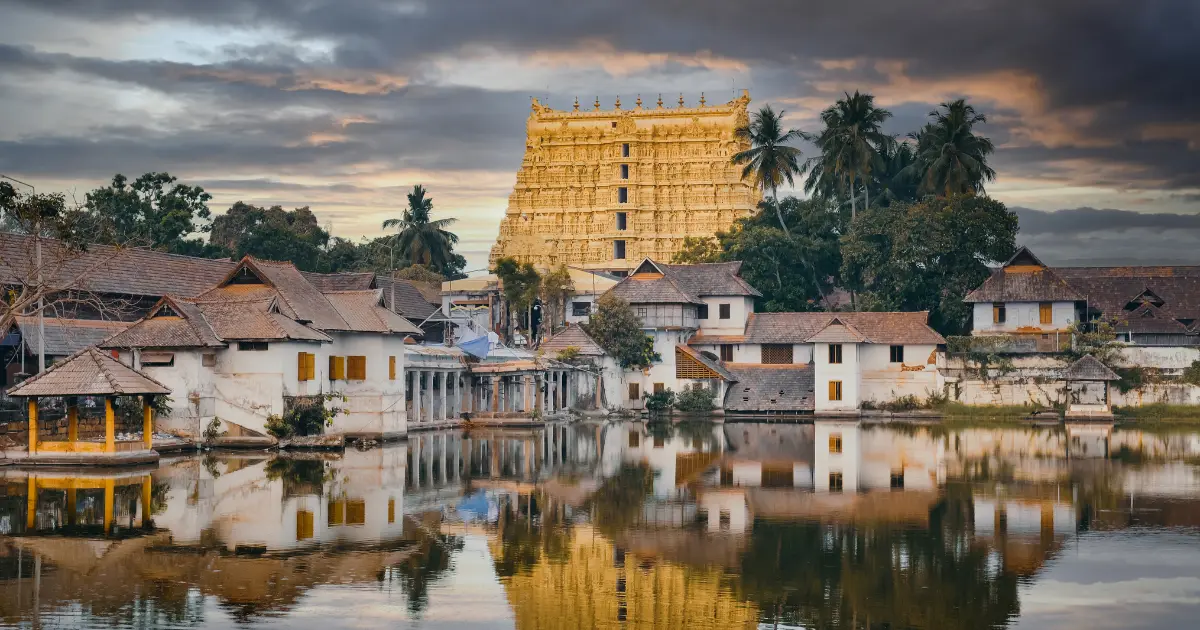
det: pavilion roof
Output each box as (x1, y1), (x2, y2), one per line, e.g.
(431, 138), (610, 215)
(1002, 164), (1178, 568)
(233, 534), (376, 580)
(7, 347), (171, 397)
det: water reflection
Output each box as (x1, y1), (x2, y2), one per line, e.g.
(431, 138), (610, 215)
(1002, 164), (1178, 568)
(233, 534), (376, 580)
(4, 420), (1200, 628)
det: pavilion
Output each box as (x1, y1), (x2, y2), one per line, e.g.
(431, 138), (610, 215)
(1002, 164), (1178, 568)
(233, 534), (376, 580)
(7, 347), (169, 465)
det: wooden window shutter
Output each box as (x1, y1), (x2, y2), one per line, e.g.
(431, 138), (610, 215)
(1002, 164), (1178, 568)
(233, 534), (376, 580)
(628, 383), (640, 400)
(298, 352), (308, 381)
(761, 344), (793, 364)
(296, 510), (314, 540)
(389, 356), (397, 380)
(348, 356), (366, 380)
(306, 354), (315, 381)
(828, 380), (842, 401)
(1040, 302), (1052, 325)
(330, 356), (345, 381)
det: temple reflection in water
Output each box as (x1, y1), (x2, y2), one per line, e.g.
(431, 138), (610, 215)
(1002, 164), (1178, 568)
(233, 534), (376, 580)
(4, 419), (1200, 629)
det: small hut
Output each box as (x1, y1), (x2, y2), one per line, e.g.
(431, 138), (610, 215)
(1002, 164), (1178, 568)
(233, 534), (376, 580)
(8, 347), (170, 465)
(1063, 354), (1120, 419)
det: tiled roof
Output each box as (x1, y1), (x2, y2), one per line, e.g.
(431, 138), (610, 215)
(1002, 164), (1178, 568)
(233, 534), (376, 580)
(1114, 303), (1194, 334)
(195, 298), (330, 342)
(245, 259), (348, 330)
(606, 259), (761, 306)
(323, 290), (424, 335)
(661, 261), (761, 297)
(14, 317), (131, 356)
(1064, 355), (1120, 381)
(0, 231), (235, 298)
(7, 347), (170, 397)
(687, 334), (747, 344)
(675, 343), (736, 381)
(741, 312), (945, 345)
(102, 297), (226, 349)
(807, 318), (868, 343)
(1055, 267), (1200, 330)
(377, 277), (439, 321)
(301, 271), (377, 292)
(722, 364), (815, 412)
(607, 272), (698, 304)
(541, 325), (605, 357)
(963, 268), (1085, 303)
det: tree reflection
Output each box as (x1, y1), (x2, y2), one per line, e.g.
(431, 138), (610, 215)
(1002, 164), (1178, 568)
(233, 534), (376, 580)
(585, 464), (654, 538)
(388, 532), (465, 616)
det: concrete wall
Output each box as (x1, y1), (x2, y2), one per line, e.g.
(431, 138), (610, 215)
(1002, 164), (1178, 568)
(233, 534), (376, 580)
(859, 343), (941, 404)
(697, 296), (754, 336)
(814, 342), (860, 413)
(972, 301), (1075, 334)
(327, 332), (407, 438)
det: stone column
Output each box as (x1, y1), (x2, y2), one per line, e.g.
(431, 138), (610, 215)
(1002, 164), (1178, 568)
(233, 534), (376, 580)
(439, 370), (448, 422)
(491, 375), (500, 413)
(411, 370), (421, 424)
(424, 370), (435, 423)
(550, 371), (559, 414)
(411, 434), (422, 487)
(535, 373), (544, 415)
(464, 376), (473, 414)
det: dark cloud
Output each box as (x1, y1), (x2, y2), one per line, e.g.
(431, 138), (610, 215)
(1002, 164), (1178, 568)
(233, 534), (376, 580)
(1016, 207), (1200, 266)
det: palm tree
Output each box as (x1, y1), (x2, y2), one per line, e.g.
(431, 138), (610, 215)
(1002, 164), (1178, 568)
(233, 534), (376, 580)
(381, 185), (460, 271)
(731, 105), (804, 236)
(803, 91), (891, 220)
(868, 136), (920, 205)
(910, 99), (996, 196)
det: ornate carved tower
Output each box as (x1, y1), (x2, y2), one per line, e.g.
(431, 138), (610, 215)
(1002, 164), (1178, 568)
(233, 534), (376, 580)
(489, 91), (760, 273)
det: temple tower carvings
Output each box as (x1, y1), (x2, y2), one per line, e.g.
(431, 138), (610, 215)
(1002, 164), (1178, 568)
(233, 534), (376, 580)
(489, 90), (761, 273)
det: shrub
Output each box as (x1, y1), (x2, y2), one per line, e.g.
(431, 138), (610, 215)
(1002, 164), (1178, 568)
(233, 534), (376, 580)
(266, 394), (346, 439)
(643, 389), (675, 413)
(674, 386), (715, 412)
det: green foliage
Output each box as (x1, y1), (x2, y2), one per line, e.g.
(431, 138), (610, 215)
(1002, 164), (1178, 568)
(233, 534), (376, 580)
(494, 256), (542, 341)
(1182, 360), (1200, 386)
(802, 90), (893, 218)
(394, 264), (446, 284)
(674, 386), (715, 412)
(671, 236), (722, 264)
(539, 264), (574, 335)
(202, 418), (224, 443)
(265, 394), (346, 439)
(211, 202), (329, 271)
(553, 346), (582, 364)
(731, 105), (805, 234)
(946, 335), (1017, 381)
(643, 388), (676, 413)
(0, 181), (101, 247)
(381, 184), (461, 274)
(910, 99), (997, 196)
(581, 294), (660, 369)
(1115, 366), (1154, 394)
(1063, 319), (1125, 366)
(84, 172), (215, 254)
(840, 194), (1017, 334)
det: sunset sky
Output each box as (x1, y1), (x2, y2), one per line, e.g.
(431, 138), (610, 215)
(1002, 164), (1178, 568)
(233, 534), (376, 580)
(2, 0), (1198, 269)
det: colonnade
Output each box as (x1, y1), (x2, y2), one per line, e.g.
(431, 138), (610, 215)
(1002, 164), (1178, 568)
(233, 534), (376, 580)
(470, 369), (575, 416)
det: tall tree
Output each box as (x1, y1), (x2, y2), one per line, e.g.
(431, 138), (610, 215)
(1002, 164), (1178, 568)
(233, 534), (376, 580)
(494, 256), (541, 344)
(538, 264), (574, 339)
(84, 172), (214, 254)
(731, 105), (804, 236)
(840, 194), (1017, 334)
(581, 294), (659, 369)
(381, 185), (460, 274)
(210, 202), (330, 271)
(911, 99), (996, 196)
(804, 91), (892, 220)
(868, 136), (921, 206)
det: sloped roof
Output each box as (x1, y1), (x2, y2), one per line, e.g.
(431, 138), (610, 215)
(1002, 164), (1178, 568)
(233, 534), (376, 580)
(301, 271), (377, 292)
(243, 259), (348, 330)
(807, 317), (867, 343)
(14, 317), (131, 356)
(1064, 355), (1120, 381)
(541, 325), (605, 357)
(675, 343), (736, 381)
(607, 259), (760, 305)
(963, 268), (1085, 303)
(323, 290), (424, 335)
(607, 270), (699, 304)
(1115, 302), (1194, 334)
(722, 364), (815, 412)
(661, 261), (761, 297)
(740, 312), (945, 345)
(0, 232), (236, 298)
(8, 347), (170, 397)
(195, 298), (330, 342)
(102, 297), (226, 349)
(377, 277), (439, 321)
(1056, 267), (1200, 331)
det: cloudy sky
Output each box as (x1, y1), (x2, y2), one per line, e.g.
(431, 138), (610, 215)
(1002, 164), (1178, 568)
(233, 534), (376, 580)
(1, 0), (1199, 269)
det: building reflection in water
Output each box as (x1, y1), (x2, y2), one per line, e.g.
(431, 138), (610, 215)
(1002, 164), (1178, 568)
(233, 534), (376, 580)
(4, 419), (1200, 628)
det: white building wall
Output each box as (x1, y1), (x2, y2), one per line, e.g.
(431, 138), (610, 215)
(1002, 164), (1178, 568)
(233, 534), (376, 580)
(972, 301), (1075, 334)
(697, 296), (754, 336)
(814, 342), (861, 413)
(327, 332), (408, 438)
(859, 343), (941, 405)
(814, 421), (861, 492)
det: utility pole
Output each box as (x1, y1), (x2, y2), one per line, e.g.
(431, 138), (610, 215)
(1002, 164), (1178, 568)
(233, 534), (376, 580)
(0, 174), (41, 372)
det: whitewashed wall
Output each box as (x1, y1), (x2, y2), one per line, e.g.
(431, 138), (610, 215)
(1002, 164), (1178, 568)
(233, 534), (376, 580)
(697, 296), (754, 336)
(859, 343), (941, 404)
(971, 301), (1075, 334)
(814, 342), (860, 413)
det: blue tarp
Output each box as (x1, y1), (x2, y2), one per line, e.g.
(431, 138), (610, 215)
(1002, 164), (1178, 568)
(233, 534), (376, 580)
(458, 336), (490, 359)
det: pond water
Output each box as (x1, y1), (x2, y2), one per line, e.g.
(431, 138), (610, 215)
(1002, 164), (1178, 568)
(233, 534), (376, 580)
(4, 420), (1200, 629)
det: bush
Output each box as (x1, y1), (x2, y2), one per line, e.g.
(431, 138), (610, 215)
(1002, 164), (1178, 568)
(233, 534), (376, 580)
(674, 386), (715, 412)
(643, 389), (675, 413)
(266, 394), (345, 439)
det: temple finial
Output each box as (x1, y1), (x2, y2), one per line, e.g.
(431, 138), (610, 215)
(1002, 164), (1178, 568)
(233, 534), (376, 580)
(678, 93), (685, 107)
(657, 94), (663, 108)
(635, 94), (642, 108)
(594, 96), (600, 111)
(615, 95), (621, 110)
(573, 96), (579, 111)
(700, 92), (706, 107)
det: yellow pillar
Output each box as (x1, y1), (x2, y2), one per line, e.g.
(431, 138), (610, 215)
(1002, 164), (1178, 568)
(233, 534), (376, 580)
(27, 398), (38, 455)
(104, 397), (116, 453)
(141, 477), (152, 527)
(103, 478), (114, 534)
(143, 398), (154, 450)
(26, 477), (36, 531)
(67, 403), (79, 442)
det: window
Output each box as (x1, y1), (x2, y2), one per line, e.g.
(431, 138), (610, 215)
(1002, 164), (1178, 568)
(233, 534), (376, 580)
(622, 143), (630, 157)
(615, 211), (627, 230)
(653, 382), (665, 394)
(889, 345), (904, 363)
(829, 472), (844, 493)
(614, 239), (626, 259)
(620, 164), (629, 179)
(328, 500), (345, 526)
(719, 344), (734, 362)
(636, 306), (647, 318)
(238, 341), (268, 351)
(618, 187), (628, 203)
(628, 431), (640, 448)
(697, 304), (709, 319)
(347, 356), (366, 380)
(828, 344), (843, 364)
(388, 499), (396, 524)
(296, 510), (314, 540)
(329, 356), (346, 381)
(297, 352), (316, 381)
(628, 383), (640, 400)
(719, 304), (731, 319)
(202, 353), (217, 367)
(829, 433), (842, 453)
(1040, 302), (1053, 325)
(829, 380), (843, 401)
(389, 356), (397, 380)
(761, 344), (794, 364)
(890, 470), (905, 489)
(141, 352), (174, 367)
(572, 301), (591, 316)
(346, 500), (366, 526)
(993, 302), (1006, 324)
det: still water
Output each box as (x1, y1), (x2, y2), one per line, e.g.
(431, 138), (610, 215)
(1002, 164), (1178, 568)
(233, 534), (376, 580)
(4, 420), (1200, 629)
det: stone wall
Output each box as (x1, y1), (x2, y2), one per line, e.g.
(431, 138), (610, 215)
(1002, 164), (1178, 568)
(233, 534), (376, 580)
(0, 407), (142, 447)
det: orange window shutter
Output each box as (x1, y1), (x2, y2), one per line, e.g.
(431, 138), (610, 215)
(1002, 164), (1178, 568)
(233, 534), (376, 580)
(298, 352), (307, 381)
(1040, 303), (1052, 324)
(330, 356), (345, 381)
(389, 356), (396, 380)
(348, 356), (366, 380)
(307, 354), (316, 381)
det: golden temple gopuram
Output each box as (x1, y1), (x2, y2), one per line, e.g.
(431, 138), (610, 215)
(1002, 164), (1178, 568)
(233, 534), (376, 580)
(489, 91), (762, 273)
